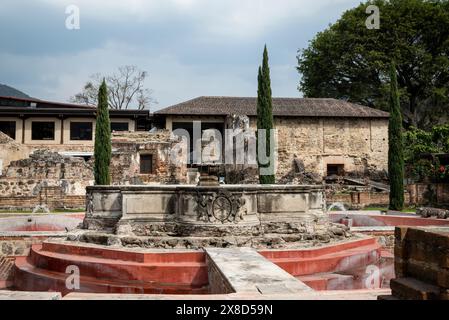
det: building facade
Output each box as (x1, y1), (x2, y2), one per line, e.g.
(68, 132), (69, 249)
(0, 96), (150, 170)
(0, 95), (390, 185)
(154, 96), (390, 182)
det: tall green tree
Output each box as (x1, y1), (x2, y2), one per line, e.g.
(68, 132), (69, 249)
(297, 0), (449, 129)
(389, 62), (405, 211)
(94, 79), (112, 185)
(257, 45), (275, 184)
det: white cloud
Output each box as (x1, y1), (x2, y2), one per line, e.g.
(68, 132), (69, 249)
(0, 0), (360, 107)
(37, 0), (357, 38)
(0, 41), (261, 109)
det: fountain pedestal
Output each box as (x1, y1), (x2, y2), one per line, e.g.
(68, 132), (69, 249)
(81, 184), (348, 248)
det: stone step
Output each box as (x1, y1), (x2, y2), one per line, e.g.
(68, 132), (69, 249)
(62, 289), (392, 300)
(263, 243), (381, 276)
(14, 257), (209, 296)
(390, 277), (441, 300)
(42, 240), (205, 263)
(29, 245), (208, 286)
(259, 237), (377, 259)
(298, 273), (354, 291)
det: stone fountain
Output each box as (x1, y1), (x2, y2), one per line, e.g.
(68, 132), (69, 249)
(77, 179), (351, 249)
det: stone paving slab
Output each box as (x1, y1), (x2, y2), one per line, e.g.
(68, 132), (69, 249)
(63, 289), (391, 300)
(205, 247), (312, 294)
(0, 290), (61, 300)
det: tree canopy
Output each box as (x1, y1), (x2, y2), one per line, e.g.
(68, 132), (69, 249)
(71, 65), (155, 110)
(297, 0), (449, 129)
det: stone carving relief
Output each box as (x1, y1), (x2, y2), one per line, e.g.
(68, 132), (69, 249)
(195, 189), (246, 224)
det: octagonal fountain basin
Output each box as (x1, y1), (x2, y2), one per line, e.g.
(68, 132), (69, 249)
(10, 236), (392, 296)
(329, 211), (449, 229)
(0, 213), (84, 232)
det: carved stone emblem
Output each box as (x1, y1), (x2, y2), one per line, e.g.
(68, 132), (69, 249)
(196, 189), (246, 224)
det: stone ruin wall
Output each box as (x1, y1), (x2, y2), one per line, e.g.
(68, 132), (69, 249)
(0, 150), (94, 210)
(0, 132), (31, 173)
(110, 131), (187, 185)
(0, 116), (389, 210)
(243, 117), (389, 183)
(275, 117), (388, 182)
(0, 130), (188, 210)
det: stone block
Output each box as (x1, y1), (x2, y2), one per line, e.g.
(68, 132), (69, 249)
(257, 192), (308, 214)
(437, 269), (449, 289)
(394, 258), (407, 278)
(394, 243), (408, 259)
(390, 278), (440, 300)
(123, 193), (175, 216)
(395, 226), (409, 242)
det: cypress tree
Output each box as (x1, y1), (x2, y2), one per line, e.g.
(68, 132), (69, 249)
(94, 79), (112, 185)
(388, 62), (404, 210)
(257, 45), (275, 184)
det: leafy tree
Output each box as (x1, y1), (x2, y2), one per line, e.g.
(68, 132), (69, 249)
(94, 79), (112, 185)
(389, 62), (404, 211)
(257, 46), (275, 184)
(297, 0), (449, 129)
(403, 124), (449, 181)
(71, 65), (155, 110)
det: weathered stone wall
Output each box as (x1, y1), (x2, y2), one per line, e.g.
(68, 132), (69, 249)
(385, 226), (449, 300)
(245, 117), (388, 182)
(273, 117), (388, 182)
(0, 132), (31, 173)
(0, 150), (93, 210)
(0, 131), (188, 210)
(408, 183), (449, 207)
(110, 131), (187, 185)
(0, 235), (49, 256)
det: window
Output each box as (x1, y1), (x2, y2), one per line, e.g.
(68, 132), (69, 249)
(70, 122), (93, 141)
(140, 154), (153, 174)
(136, 118), (150, 131)
(327, 164), (345, 176)
(0, 121), (16, 139)
(32, 122), (55, 140)
(111, 122), (129, 132)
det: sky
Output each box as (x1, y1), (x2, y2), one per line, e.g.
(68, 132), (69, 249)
(0, 0), (362, 111)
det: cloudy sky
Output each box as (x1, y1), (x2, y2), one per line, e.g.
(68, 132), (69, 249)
(0, 0), (361, 110)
